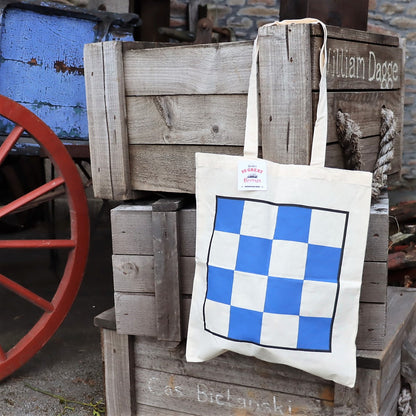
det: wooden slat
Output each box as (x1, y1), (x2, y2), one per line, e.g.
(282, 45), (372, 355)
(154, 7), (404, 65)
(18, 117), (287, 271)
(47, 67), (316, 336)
(365, 194), (389, 263)
(126, 95), (247, 146)
(84, 43), (113, 199)
(311, 24), (400, 47)
(135, 368), (333, 416)
(311, 37), (403, 90)
(357, 302), (386, 350)
(123, 41), (253, 96)
(360, 262), (387, 304)
(102, 41), (137, 200)
(152, 199), (182, 342)
(258, 23), (312, 165)
(127, 91), (402, 147)
(323, 90), (403, 144)
(129, 145), (243, 193)
(114, 293), (191, 337)
(325, 136), (401, 177)
(102, 328), (136, 416)
(115, 292), (386, 350)
(134, 337), (333, 400)
(113, 254), (384, 304)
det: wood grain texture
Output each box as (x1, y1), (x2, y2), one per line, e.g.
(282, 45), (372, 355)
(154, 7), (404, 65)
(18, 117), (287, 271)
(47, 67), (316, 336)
(126, 95), (247, 146)
(114, 293), (191, 337)
(135, 367), (333, 416)
(123, 41), (253, 96)
(152, 209), (181, 342)
(311, 24), (400, 47)
(84, 42), (113, 199)
(102, 328), (136, 416)
(311, 37), (403, 90)
(258, 23), (312, 165)
(357, 302), (386, 350)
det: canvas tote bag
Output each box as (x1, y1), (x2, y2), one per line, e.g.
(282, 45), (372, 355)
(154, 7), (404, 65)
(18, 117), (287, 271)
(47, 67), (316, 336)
(186, 19), (372, 387)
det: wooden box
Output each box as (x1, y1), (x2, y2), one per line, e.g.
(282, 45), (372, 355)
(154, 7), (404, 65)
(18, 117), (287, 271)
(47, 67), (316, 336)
(0, 1), (137, 143)
(111, 194), (389, 351)
(95, 287), (416, 416)
(85, 24), (404, 200)
(280, 0), (369, 31)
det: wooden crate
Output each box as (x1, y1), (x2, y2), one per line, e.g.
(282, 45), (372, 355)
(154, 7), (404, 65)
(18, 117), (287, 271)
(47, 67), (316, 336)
(95, 287), (416, 416)
(111, 193), (389, 351)
(84, 24), (404, 200)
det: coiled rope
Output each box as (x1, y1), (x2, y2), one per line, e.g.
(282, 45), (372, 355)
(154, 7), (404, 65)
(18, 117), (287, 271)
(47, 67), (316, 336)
(398, 387), (414, 416)
(336, 107), (396, 200)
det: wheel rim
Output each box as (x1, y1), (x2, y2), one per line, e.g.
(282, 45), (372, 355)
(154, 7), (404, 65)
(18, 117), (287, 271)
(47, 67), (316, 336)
(0, 95), (89, 380)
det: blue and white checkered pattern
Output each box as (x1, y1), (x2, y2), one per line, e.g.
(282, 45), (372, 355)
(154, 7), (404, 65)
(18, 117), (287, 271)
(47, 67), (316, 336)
(203, 196), (348, 352)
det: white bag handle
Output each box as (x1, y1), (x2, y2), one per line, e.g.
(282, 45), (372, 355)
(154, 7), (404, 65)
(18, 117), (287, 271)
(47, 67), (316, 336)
(243, 18), (328, 168)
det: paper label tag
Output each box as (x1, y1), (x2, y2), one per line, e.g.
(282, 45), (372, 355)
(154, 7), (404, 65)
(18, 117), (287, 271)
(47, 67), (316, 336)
(238, 160), (267, 191)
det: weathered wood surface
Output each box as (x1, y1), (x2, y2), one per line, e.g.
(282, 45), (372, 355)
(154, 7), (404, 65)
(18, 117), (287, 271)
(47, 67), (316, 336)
(85, 23), (404, 198)
(115, 291), (385, 351)
(101, 327), (135, 416)
(111, 196), (387, 261)
(123, 41), (252, 96)
(336, 287), (416, 415)
(152, 199), (183, 343)
(84, 41), (137, 200)
(97, 287), (416, 416)
(113, 255), (386, 304)
(258, 23), (312, 165)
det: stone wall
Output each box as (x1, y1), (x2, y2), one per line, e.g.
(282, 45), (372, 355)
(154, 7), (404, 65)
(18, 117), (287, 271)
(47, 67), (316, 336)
(170, 0), (416, 184)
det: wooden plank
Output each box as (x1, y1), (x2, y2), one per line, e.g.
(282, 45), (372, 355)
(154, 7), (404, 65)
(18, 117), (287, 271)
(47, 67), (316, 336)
(94, 307), (116, 331)
(113, 254), (384, 304)
(114, 293), (191, 337)
(102, 328), (136, 416)
(311, 37), (403, 90)
(111, 204), (196, 256)
(311, 24), (400, 47)
(135, 404), (194, 416)
(111, 202), (154, 255)
(258, 23), (312, 165)
(116, 293), (386, 349)
(360, 262), (387, 304)
(123, 41), (253, 96)
(84, 42), (113, 199)
(135, 368), (333, 416)
(134, 337), (333, 401)
(127, 90), (402, 148)
(334, 367), (383, 415)
(129, 145), (243, 193)
(152, 201), (181, 342)
(357, 302), (386, 350)
(322, 90), (403, 144)
(111, 193), (387, 261)
(102, 41), (137, 200)
(325, 135), (401, 177)
(380, 372), (401, 416)
(365, 194), (389, 263)
(126, 95), (247, 146)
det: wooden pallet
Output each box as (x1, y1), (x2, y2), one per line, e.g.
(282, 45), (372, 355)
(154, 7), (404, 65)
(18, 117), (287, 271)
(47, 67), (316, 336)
(111, 193), (388, 351)
(95, 287), (416, 416)
(84, 24), (404, 200)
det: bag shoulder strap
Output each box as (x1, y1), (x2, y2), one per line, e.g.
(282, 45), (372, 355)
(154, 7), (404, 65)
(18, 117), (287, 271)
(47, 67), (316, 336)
(243, 18), (328, 168)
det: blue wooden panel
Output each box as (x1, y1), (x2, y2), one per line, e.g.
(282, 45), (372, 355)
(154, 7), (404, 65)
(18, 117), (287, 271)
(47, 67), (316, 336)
(0, 6), (134, 140)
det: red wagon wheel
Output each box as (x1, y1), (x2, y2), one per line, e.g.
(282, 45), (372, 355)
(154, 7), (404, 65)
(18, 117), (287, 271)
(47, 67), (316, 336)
(0, 95), (89, 380)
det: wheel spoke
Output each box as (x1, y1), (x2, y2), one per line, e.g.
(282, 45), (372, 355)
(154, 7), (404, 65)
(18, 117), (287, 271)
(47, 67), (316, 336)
(0, 125), (25, 165)
(0, 273), (54, 312)
(0, 177), (65, 219)
(0, 239), (76, 249)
